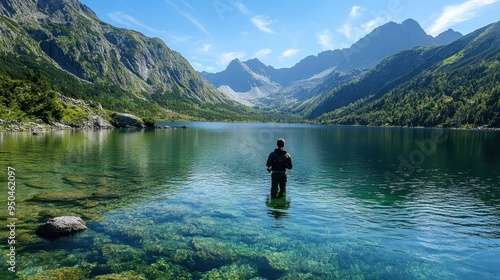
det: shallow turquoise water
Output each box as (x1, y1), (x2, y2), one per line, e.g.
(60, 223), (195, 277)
(1, 123), (499, 279)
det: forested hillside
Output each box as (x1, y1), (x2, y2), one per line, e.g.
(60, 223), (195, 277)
(305, 21), (500, 128)
(0, 0), (261, 127)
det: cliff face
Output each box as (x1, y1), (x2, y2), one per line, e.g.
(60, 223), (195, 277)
(0, 0), (226, 103)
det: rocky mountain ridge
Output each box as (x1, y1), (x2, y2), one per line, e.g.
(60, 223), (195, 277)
(1, 0), (252, 125)
(201, 19), (463, 106)
(302, 20), (500, 128)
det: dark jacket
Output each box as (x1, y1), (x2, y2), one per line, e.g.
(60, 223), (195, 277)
(266, 148), (293, 172)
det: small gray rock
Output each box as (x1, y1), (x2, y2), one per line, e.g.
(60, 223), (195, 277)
(36, 216), (87, 239)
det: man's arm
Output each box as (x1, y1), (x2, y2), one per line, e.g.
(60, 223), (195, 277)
(286, 154), (293, 170)
(266, 152), (273, 167)
(266, 152), (274, 172)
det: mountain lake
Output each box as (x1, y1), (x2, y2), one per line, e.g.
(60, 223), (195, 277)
(1, 122), (499, 279)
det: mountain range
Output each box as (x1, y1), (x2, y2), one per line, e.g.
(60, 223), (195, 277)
(0, 0), (498, 128)
(201, 19), (463, 106)
(304, 20), (500, 128)
(0, 0), (255, 124)
(201, 17), (499, 128)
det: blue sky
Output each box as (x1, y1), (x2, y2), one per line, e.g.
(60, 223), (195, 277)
(79, 0), (499, 73)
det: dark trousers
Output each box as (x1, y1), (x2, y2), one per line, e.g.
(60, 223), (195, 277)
(271, 172), (287, 198)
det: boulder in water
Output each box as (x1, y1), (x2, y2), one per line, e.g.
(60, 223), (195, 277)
(35, 216), (87, 239)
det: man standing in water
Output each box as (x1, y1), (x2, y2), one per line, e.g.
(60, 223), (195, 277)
(266, 138), (293, 198)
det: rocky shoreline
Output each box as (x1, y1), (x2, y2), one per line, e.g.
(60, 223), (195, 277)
(0, 94), (154, 132)
(0, 115), (188, 132)
(0, 118), (114, 132)
(2, 92), (497, 133)
(0, 114), (184, 132)
(2, 119), (496, 133)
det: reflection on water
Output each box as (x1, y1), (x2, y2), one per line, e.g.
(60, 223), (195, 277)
(266, 195), (291, 222)
(0, 123), (499, 279)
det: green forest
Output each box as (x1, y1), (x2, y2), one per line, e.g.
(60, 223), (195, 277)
(0, 72), (63, 123)
(0, 53), (265, 127)
(317, 61), (500, 128)
(303, 22), (500, 128)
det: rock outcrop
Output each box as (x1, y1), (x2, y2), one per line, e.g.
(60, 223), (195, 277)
(0, 92), (113, 132)
(35, 216), (87, 239)
(0, 0), (225, 102)
(111, 112), (144, 128)
(57, 94), (114, 129)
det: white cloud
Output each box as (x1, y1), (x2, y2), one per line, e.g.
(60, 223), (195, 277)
(196, 43), (211, 53)
(317, 29), (334, 50)
(338, 4), (392, 43)
(191, 62), (203, 71)
(185, 14), (211, 36)
(337, 23), (358, 42)
(164, 0), (210, 36)
(235, 3), (251, 15)
(361, 16), (389, 34)
(336, 4), (397, 43)
(108, 11), (159, 33)
(349, 6), (364, 18)
(204, 66), (216, 72)
(218, 52), (245, 66)
(191, 61), (215, 72)
(281, 48), (300, 58)
(254, 48), (272, 58)
(427, 0), (497, 36)
(251, 15), (276, 34)
(181, 0), (194, 10)
(164, 34), (192, 44)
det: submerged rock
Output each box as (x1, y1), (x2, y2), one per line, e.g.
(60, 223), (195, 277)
(35, 216), (87, 239)
(24, 266), (88, 279)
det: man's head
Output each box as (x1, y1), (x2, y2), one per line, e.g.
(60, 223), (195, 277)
(277, 138), (285, 148)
